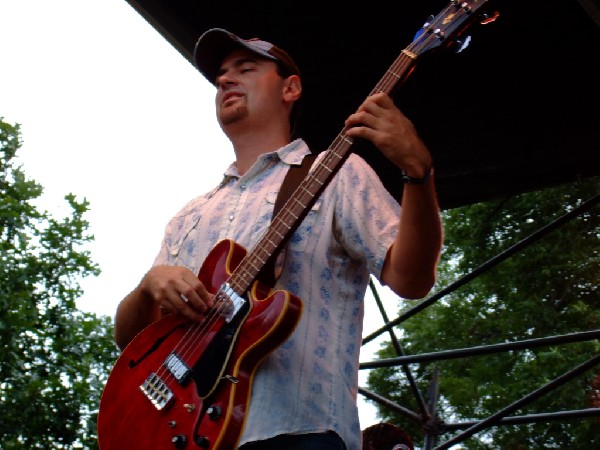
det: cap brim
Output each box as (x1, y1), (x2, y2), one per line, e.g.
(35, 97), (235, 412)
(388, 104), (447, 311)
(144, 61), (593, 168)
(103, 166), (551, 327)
(193, 28), (276, 84)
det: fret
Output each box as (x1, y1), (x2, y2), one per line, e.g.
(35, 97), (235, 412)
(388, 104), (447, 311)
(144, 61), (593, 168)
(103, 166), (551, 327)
(331, 147), (347, 159)
(291, 199), (306, 210)
(271, 228), (285, 239)
(299, 184), (313, 196)
(248, 257), (262, 271)
(240, 268), (255, 281)
(256, 247), (270, 261)
(232, 270), (252, 292)
(288, 211), (298, 220)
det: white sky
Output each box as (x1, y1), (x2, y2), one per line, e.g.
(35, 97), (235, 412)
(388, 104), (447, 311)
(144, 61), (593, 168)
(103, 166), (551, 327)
(1, 0), (404, 430)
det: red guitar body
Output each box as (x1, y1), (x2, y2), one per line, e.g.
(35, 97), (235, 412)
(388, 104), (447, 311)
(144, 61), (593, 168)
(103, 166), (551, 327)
(97, 240), (303, 450)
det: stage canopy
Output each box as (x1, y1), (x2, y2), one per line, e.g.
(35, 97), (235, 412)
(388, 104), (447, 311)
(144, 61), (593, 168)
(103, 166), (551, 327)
(123, 0), (600, 209)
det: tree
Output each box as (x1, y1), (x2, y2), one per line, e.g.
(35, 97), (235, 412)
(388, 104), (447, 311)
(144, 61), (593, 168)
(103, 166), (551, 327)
(0, 118), (120, 448)
(367, 176), (600, 448)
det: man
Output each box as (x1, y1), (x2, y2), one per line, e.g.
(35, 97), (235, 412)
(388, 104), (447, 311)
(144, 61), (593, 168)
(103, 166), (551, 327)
(114, 28), (443, 450)
(362, 422), (414, 450)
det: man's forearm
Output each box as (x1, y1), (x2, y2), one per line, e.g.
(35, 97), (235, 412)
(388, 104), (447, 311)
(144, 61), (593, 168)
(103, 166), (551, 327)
(114, 286), (161, 350)
(382, 176), (443, 299)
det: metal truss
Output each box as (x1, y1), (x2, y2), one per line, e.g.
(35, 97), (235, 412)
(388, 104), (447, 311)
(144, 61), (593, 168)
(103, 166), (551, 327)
(359, 192), (600, 449)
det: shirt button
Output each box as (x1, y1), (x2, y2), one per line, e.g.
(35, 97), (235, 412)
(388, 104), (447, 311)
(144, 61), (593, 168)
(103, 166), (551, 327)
(229, 214), (234, 221)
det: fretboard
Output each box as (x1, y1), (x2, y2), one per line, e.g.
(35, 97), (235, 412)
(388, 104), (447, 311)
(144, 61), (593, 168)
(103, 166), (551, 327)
(225, 51), (418, 295)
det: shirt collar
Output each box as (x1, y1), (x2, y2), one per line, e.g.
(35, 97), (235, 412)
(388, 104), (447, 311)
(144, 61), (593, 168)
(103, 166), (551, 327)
(277, 138), (311, 166)
(223, 138), (310, 179)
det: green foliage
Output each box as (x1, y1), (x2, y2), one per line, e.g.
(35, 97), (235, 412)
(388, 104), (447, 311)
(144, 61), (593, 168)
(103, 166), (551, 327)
(0, 118), (120, 448)
(367, 177), (600, 448)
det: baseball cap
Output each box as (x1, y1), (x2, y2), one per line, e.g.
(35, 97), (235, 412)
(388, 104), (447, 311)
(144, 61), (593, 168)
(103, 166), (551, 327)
(193, 28), (300, 85)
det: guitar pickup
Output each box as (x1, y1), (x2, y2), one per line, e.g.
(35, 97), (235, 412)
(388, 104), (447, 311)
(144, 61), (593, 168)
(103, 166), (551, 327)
(164, 352), (191, 383)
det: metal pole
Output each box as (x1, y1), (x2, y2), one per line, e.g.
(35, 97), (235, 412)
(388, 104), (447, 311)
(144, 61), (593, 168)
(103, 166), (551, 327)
(368, 278), (430, 418)
(360, 330), (600, 368)
(362, 193), (600, 346)
(433, 353), (600, 449)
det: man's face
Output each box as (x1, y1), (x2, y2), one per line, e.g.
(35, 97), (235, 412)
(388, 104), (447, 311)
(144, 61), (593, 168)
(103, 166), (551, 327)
(215, 48), (287, 127)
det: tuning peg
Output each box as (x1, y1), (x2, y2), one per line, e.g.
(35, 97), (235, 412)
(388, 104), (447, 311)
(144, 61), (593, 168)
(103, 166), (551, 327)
(414, 14), (435, 41)
(423, 14), (435, 28)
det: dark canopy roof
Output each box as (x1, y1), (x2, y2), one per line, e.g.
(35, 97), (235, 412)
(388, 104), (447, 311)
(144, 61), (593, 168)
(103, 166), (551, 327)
(124, 0), (600, 209)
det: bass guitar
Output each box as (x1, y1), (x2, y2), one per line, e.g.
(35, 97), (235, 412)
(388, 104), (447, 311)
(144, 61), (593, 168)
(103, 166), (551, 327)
(97, 1), (495, 448)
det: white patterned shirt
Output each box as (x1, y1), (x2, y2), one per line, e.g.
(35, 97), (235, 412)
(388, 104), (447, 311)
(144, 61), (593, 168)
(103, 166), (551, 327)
(153, 139), (401, 450)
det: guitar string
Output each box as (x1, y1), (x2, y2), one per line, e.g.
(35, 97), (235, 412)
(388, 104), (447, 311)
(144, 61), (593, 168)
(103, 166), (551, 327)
(149, 1), (471, 392)
(165, 237), (286, 385)
(150, 290), (236, 388)
(142, 248), (244, 387)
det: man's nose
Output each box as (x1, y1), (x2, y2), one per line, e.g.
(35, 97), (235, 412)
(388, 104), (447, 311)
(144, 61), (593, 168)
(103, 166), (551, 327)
(217, 71), (237, 89)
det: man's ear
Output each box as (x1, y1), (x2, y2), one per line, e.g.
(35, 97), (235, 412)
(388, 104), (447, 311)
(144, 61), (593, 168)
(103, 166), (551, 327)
(282, 75), (302, 103)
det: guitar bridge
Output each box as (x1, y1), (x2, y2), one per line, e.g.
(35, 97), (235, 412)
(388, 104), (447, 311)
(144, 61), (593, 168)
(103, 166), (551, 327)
(140, 373), (173, 410)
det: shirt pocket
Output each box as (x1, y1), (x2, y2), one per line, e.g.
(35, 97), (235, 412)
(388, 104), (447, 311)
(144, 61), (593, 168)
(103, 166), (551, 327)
(165, 200), (208, 259)
(265, 190), (323, 254)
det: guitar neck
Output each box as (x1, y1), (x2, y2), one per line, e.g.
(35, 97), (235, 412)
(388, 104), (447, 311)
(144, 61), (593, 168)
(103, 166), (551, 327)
(226, 51), (420, 295)
(227, 0), (491, 295)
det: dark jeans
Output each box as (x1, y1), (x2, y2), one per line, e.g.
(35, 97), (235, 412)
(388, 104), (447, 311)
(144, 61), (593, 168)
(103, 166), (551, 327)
(239, 431), (347, 450)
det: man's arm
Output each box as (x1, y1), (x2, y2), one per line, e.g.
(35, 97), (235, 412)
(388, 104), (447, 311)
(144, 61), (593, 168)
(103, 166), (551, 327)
(114, 282), (162, 350)
(345, 92), (443, 298)
(380, 175), (442, 298)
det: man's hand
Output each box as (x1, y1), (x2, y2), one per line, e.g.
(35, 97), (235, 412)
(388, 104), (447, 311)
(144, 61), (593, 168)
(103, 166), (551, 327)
(139, 265), (214, 322)
(344, 92), (432, 178)
(115, 265), (214, 349)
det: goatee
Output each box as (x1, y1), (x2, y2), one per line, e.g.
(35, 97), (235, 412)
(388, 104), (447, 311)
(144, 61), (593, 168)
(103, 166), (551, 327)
(219, 104), (248, 126)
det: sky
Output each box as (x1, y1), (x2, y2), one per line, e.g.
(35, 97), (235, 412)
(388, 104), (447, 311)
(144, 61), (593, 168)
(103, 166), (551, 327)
(1, 0), (402, 430)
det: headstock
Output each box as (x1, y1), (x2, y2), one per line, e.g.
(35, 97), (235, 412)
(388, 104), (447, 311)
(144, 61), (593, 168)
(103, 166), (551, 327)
(409, 0), (499, 57)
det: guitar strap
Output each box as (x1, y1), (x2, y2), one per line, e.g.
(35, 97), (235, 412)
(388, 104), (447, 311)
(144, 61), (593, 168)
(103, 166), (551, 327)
(273, 152), (317, 219)
(259, 152), (317, 286)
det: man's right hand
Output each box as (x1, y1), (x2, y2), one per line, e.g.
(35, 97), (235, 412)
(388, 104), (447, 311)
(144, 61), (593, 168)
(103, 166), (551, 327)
(140, 265), (215, 321)
(114, 265), (214, 350)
